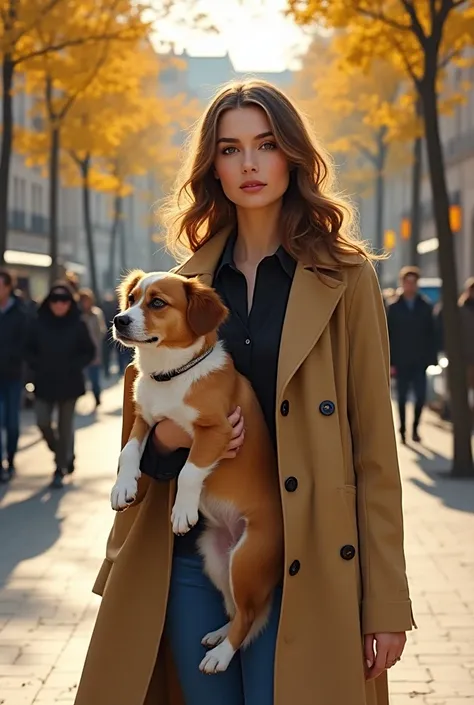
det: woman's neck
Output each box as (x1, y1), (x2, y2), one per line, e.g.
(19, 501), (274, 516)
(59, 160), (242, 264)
(234, 201), (282, 266)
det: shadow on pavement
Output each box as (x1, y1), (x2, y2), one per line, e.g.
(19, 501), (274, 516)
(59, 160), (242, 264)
(408, 442), (474, 514)
(0, 485), (70, 589)
(0, 473), (113, 588)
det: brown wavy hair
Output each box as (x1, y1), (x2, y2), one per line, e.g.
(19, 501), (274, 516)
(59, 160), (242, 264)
(162, 79), (375, 267)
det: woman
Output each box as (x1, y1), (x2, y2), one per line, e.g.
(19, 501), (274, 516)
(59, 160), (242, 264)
(27, 282), (95, 488)
(459, 277), (474, 408)
(79, 288), (106, 407)
(75, 80), (415, 705)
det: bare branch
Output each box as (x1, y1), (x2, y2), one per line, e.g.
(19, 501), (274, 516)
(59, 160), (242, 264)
(14, 28), (135, 66)
(439, 46), (462, 69)
(4, 0), (64, 50)
(399, 0), (427, 43)
(389, 30), (422, 87)
(57, 42), (111, 120)
(357, 5), (412, 33)
(351, 138), (377, 166)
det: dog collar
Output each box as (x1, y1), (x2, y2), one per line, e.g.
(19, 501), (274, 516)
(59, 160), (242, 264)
(150, 345), (215, 383)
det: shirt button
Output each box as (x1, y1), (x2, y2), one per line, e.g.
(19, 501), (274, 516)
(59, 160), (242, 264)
(289, 560), (300, 576)
(245, 338), (251, 345)
(280, 400), (289, 416)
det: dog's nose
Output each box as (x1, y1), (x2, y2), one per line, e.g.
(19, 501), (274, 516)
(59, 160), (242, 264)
(114, 314), (132, 330)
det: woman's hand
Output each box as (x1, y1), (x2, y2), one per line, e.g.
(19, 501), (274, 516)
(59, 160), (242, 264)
(153, 407), (245, 459)
(364, 632), (406, 680)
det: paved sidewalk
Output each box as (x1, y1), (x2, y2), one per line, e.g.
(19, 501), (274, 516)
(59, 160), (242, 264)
(0, 387), (473, 704)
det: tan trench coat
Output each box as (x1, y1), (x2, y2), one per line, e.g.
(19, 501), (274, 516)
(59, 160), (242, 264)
(75, 230), (415, 705)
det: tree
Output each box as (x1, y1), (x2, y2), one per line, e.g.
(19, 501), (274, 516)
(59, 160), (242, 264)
(289, 0), (474, 476)
(0, 0), (139, 265)
(293, 36), (415, 276)
(19, 0), (147, 285)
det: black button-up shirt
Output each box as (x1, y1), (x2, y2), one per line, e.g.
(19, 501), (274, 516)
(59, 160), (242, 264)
(140, 232), (295, 553)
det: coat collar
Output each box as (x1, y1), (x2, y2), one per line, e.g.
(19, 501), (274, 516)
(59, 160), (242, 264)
(175, 228), (347, 400)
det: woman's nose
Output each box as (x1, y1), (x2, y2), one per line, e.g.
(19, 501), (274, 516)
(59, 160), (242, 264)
(242, 151), (258, 173)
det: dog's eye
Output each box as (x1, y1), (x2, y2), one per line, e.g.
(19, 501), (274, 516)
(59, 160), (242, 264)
(150, 297), (167, 309)
(127, 293), (134, 304)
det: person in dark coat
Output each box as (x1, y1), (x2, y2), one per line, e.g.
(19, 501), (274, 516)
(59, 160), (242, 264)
(0, 269), (29, 482)
(387, 266), (437, 444)
(458, 277), (474, 408)
(27, 282), (95, 488)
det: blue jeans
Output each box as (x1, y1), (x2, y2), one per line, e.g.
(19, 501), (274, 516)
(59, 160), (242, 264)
(0, 379), (22, 464)
(87, 364), (101, 401)
(165, 553), (282, 705)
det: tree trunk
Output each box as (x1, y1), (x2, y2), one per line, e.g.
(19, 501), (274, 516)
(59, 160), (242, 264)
(48, 121), (61, 285)
(374, 133), (387, 281)
(420, 72), (473, 477)
(409, 98), (423, 267)
(119, 199), (127, 272)
(80, 155), (99, 299)
(108, 194), (122, 289)
(0, 55), (15, 265)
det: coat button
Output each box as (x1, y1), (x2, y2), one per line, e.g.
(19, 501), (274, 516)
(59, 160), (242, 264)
(340, 544), (356, 561)
(280, 400), (289, 416)
(289, 560), (300, 576)
(284, 476), (298, 492)
(319, 400), (335, 416)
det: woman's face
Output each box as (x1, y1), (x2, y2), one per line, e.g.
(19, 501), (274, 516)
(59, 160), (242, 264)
(214, 106), (289, 210)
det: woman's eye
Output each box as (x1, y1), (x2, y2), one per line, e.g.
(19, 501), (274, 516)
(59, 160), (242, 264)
(150, 298), (166, 309)
(260, 141), (277, 151)
(222, 146), (238, 155)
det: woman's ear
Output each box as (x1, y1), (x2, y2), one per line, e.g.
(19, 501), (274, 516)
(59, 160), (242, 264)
(185, 278), (228, 336)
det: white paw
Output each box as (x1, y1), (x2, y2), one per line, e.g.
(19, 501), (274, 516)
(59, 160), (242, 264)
(110, 474), (139, 511)
(201, 623), (230, 648)
(199, 638), (235, 674)
(171, 498), (199, 535)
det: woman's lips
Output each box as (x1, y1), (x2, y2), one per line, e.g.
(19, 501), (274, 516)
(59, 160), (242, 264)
(240, 182), (267, 193)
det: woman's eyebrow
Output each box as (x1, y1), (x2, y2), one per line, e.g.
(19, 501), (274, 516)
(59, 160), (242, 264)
(216, 131), (274, 145)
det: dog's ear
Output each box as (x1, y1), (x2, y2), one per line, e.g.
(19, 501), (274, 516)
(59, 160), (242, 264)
(117, 269), (145, 311)
(185, 278), (228, 337)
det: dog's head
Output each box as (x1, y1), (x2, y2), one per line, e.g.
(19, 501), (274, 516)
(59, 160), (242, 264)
(113, 270), (228, 348)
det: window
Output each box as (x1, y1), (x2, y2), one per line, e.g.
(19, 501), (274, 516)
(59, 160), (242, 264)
(32, 183), (43, 214)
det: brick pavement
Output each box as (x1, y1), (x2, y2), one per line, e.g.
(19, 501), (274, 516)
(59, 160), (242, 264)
(0, 384), (473, 704)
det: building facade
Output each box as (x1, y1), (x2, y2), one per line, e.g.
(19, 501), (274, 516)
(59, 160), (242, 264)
(358, 52), (474, 290)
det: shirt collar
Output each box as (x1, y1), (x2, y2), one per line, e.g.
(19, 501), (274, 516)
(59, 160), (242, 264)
(215, 230), (296, 280)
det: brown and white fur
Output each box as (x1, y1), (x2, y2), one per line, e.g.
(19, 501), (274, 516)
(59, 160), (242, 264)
(111, 269), (283, 674)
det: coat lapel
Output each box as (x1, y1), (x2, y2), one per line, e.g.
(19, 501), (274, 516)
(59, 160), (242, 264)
(174, 228), (231, 286)
(173, 229), (347, 404)
(276, 262), (346, 404)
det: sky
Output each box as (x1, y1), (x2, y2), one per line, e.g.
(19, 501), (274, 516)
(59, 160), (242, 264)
(154, 0), (312, 72)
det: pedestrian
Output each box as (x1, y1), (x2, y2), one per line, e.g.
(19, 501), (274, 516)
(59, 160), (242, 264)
(79, 288), (106, 407)
(458, 277), (474, 409)
(387, 266), (437, 444)
(0, 269), (29, 482)
(27, 282), (95, 488)
(75, 80), (415, 705)
(100, 292), (117, 379)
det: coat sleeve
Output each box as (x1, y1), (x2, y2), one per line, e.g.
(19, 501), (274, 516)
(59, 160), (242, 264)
(346, 261), (415, 634)
(92, 363), (151, 596)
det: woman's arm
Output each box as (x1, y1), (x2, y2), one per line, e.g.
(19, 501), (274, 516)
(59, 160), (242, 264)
(346, 261), (415, 635)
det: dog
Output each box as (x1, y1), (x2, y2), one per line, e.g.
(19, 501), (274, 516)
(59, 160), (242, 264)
(110, 269), (283, 674)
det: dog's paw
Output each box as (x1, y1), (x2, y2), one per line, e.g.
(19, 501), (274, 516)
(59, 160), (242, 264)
(199, 639), (235, 674)
(171, 498), (199, 535)
(110, 475), (138, 511)
(202, 622), (230, 648)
